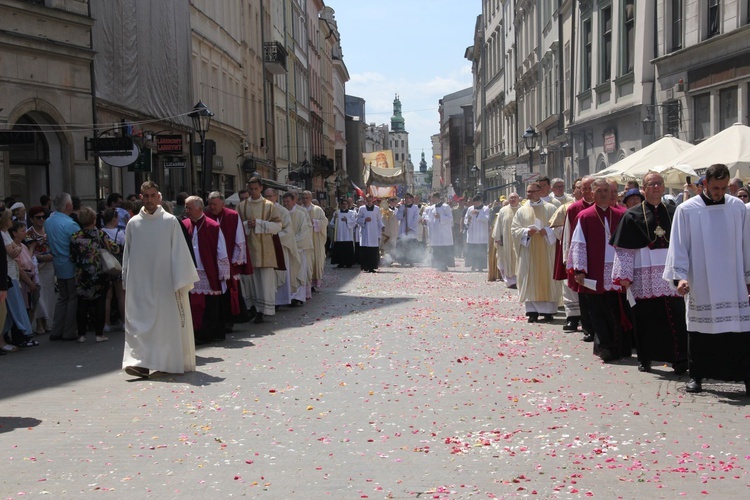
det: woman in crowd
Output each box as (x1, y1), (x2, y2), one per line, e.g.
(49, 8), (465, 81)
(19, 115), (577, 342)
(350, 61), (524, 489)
(69, 206), (120, 343)
(10, 202), (27, 227)
(25, 206), (54, 334)
(12, 222), (38, 317)
(101, 208), (126, 332)
(1, 212), (37, 346)
(736, 186), (750, 203)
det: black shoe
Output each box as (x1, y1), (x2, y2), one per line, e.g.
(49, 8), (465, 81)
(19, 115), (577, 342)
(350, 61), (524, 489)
(248, 306), (257, 320)
(527, 314), (538, 323)
(685, 378), (702, 393)
(598, 348), (614, 362)
(291, 299), (303, 307)
(582, 333), (594, 342)
(562, 317), (579, 332)
(507, 284), (517, 289)
(311, 286), (317, 293)
(638, 362), (652, 373)
(745, 380), (750, 397)
(124, 366), (149, 378)
(538, 314), (554, 323)
(254, 312), (264, 324)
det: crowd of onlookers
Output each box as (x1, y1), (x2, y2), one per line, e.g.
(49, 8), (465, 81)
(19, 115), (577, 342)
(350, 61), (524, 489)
(0, 192), (147, 354)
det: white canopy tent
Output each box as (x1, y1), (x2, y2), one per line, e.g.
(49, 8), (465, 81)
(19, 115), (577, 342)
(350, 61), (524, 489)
(592, 135), (694, 183)
(653, 164), (699, 189)
(664, 123), (750, 179)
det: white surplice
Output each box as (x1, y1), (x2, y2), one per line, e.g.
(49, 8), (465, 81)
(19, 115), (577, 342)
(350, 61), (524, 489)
(663, 195), (750, 333)
(122, 206), (198, 374)
(357, 205), (383, 247)
(464, 205), (491, 244)
(423, 203), (454, 247)
(330, 209), (356, 242)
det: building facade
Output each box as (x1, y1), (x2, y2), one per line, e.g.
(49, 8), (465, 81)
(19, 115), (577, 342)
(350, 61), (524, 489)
(437, 87), (474, 198)
(468, 0), (750, 196)
(0, 0), (95, 205)
(653, 0), (750, 148)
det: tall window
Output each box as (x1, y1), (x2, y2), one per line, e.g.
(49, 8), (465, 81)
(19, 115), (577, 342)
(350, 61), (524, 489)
(720, 87), (738, 131)
(671, 0), (683, 50)
(707, 0), (720, 38)
(582, 18), (592, 91)
(693, 94), (710, 142)
(601, 6), (612, 82)
(622, 0), (635, 74)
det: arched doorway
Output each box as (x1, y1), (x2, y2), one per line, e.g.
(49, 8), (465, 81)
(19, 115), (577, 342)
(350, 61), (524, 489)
(7, 112), (65, 207)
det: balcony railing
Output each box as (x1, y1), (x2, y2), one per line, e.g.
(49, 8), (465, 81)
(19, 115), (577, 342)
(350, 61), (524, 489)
(264, 42), (287, 75)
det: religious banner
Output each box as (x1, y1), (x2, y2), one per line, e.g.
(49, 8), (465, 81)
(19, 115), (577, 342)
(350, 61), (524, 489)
(362, 150), (401, 198)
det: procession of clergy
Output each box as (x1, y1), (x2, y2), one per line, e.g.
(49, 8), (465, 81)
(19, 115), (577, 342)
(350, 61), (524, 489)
(125, 166), (750, 395)
(487, 165), (750, 396)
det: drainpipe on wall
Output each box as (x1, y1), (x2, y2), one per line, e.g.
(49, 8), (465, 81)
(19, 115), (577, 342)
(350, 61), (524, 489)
(88, 0), (100, 202)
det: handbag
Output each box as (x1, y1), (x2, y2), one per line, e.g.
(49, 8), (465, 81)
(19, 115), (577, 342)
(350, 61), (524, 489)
(97, 231), (122, 276)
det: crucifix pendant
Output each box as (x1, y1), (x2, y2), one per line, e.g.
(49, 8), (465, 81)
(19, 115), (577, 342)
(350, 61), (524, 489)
(654, 225), (666, 238)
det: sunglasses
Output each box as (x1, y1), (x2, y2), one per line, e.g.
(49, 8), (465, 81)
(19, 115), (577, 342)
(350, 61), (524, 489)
(738, 194), (749, 199)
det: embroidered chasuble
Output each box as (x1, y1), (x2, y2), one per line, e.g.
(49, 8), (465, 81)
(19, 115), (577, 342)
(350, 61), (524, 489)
(512, 201), (558, 304)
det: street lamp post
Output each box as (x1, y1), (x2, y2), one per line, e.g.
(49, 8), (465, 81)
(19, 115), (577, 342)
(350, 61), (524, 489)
(471, 164), (479, 192)
(522, 126), (539, 187)
(189, 100), (214, 198)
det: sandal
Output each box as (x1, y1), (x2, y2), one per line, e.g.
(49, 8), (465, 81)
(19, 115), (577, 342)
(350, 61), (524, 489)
(1, 344), (19, 352)
(20, 339), (40, 347)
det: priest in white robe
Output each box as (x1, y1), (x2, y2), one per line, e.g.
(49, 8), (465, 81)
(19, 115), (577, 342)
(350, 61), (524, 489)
(464, 194), (491, 272)
(122, 181), (198, 378)
(329, 198), (356, 268)
(493, 193), (520, 287)
(422, 192), (454, 272)
(395, 193), (420, 266)
(511, 183), (559, 322)
(284, 192), (313, 304)
(663, 163), (750, 395)
(356, 194), (384, 273)
(264, 188), (301, 308)
(301, 191), (328, 291)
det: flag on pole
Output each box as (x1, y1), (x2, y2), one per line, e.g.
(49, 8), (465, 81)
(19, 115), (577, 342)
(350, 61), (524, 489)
(351, 181), (365, 199)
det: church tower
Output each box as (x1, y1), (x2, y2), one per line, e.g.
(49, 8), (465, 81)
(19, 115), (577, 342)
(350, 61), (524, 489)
(390, 94), (406, 133)
(389, 94), (409, 165)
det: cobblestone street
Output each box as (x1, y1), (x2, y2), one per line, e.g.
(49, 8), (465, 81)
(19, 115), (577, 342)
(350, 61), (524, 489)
(2, 263), (749, 498)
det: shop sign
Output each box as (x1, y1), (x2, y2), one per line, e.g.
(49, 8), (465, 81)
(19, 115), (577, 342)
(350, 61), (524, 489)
(93, 137), (134, 156)
(164, 156), (187, 169)
(603, 129), (617, 154)
(156, 134), (183, 154)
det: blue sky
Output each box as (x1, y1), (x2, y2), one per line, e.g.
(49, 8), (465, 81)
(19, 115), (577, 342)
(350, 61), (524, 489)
(332, 1), (479, 169)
